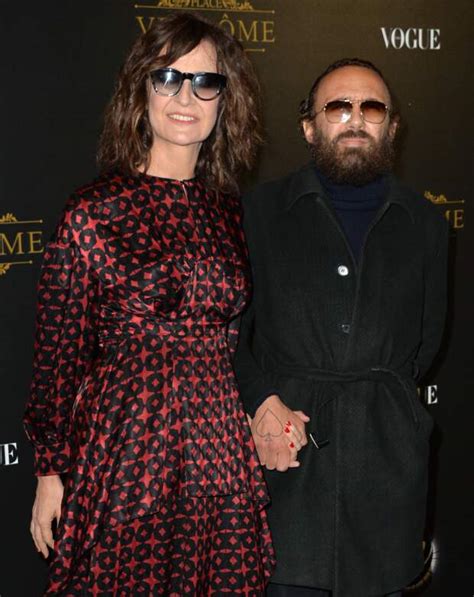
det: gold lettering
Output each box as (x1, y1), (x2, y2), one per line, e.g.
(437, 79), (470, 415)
(219, 13), (235, 36)
(134, 6), (277, 52)
(237, 19), (258, 42)
(261, 20), (275, 43)
(27, 231), (44, 254)
(135, 15), (157, 34)
(445, 209), (465, 229)
(452, 209), (464, 229)
(0, 232), (24, 256)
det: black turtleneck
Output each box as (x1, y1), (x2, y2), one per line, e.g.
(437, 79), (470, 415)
(316, 168), (389, 262)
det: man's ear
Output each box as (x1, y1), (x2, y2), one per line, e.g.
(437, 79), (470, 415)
(388, 115), (399, 140)
(302, 120), (315, 144)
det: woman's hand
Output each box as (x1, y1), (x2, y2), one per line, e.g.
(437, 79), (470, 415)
(250, 394), (310, 472)
(30, 475), (64, 558)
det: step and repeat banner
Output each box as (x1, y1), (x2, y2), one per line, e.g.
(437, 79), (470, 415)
(1, 1), (472, 595)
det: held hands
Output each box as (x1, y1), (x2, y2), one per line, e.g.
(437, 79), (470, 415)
(250, 394), (310, 472)
(30, 475), (64, 558)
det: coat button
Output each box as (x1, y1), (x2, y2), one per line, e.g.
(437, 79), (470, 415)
(341, 323), (351, 334)
(337, 265), (349, 277)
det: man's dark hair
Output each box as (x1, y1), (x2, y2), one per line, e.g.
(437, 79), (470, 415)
(298, 57), (399, 125)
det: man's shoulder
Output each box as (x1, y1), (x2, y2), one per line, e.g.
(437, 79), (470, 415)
(243, 171), (294, 204)
(390, 177), (446, 230)
(243, 163), (314, 214)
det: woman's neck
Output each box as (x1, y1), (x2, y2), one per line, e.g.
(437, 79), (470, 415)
(143, 142), (202, 181)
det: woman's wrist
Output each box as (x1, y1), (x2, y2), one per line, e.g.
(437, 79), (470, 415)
(37, 474), (62, 486)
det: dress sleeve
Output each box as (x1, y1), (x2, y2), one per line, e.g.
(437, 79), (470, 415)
(225, 193), (248, 360)
(226, 316), (238, 358)
(23, 200), (99, 476)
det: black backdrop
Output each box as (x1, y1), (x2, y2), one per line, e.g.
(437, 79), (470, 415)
(1, 1), (472, 595)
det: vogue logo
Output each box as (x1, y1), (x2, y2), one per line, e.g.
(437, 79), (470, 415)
(381, 27), (441, 50)
(0, 442), (19, 466)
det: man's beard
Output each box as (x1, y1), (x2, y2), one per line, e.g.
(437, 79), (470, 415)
(309, 127), (396, 186)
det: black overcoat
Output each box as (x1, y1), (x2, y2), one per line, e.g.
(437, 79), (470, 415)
(234, 164), (448, 597)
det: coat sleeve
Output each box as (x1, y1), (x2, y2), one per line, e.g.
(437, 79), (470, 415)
(234, 302), (280, 416)
(233, 191), (280, 416)
(23, 199), (99, 476)
(415, 214), (449, 380)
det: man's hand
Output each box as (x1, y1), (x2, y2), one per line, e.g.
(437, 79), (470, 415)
(30, 475), (64, 558)
(250, 394), (310, 472)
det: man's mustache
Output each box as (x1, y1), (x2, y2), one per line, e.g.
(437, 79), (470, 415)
(334, 130), (374, 143)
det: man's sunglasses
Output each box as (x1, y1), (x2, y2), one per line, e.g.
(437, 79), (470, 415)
(149, 67), (227, 101)
(316, 99), (389, 124)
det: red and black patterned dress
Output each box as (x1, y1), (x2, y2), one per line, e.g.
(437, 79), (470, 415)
(24, 172), (275, 596)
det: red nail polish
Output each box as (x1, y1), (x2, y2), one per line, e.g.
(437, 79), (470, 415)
(289, 442), (295, 448)
(284, 427), (290, 433)
(287, 420), (292, 426)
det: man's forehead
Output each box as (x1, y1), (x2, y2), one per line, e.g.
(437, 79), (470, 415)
(315, 66), (390, 104)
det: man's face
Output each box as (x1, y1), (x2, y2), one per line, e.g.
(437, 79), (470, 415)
(303, 66), (398, 185)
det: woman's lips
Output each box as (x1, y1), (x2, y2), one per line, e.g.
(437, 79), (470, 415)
(168, 113), (197, 123)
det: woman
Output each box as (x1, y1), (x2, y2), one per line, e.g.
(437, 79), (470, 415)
(24, 12), (274, 595)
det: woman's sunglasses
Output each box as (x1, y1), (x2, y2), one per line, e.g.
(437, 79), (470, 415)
(149, 67), (227, 101)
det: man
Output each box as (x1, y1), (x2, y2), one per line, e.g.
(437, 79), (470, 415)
(235, 58), (448, 597)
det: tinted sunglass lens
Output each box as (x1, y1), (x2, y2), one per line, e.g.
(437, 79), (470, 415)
(324, 100), (352, 123)
(150, 69), (226, 100)
(151, 69), (181, 96)
(360, 100), (387, 123)
(193, 73), (226, 100)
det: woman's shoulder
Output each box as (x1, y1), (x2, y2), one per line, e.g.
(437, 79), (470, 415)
(217, 188), (241, 207)
(54, 172), (137, 245)
(63, 171), (145, 221)
(210, 188), (243, 222)
(69, 171), (134, 208)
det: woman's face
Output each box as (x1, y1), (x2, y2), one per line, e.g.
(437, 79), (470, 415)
(147, 40), (221, 160)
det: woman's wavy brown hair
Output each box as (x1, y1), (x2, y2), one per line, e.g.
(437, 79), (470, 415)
(97, 12), (262, 194)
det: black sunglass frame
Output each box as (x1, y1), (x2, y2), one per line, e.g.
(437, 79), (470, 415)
(149, 67), (227, 101)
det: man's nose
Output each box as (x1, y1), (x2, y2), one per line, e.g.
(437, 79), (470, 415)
(347, 103), (364, 128)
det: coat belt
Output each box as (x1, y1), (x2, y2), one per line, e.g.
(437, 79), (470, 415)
(260, 356), (419, 448)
